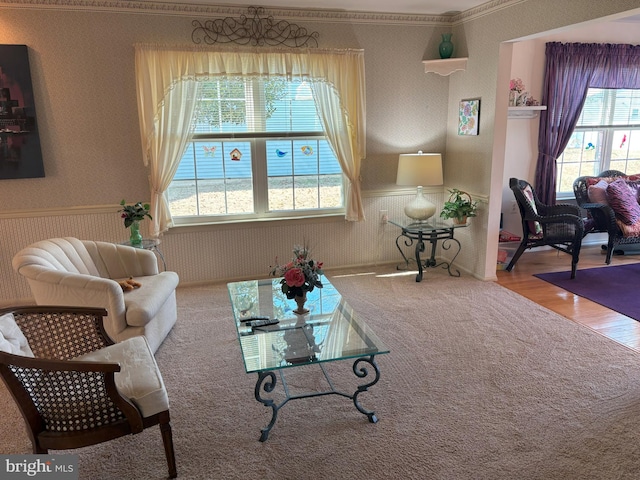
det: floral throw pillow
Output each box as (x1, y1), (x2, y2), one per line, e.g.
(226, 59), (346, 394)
(522, 184), (543, 236)
(606, 178), (640, 225)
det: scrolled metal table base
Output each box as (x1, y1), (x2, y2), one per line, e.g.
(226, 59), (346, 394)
(254, 355), (381, 441)
(395, 229), (462, 282)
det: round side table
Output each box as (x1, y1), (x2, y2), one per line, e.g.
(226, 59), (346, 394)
(120, 238), (167, 271)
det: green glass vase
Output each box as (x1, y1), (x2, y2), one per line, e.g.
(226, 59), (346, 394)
(129, 220), (143, 247)
(439, 33), (454, 59)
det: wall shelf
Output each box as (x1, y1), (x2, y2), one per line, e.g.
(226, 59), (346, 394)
(508, 106), (547, 119)
(422, 57), (468, 76)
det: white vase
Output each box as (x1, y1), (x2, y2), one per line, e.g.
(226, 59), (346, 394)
(516, 92), (529, 106)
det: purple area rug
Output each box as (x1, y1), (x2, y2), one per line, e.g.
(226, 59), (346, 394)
(534, 263), (640, 321)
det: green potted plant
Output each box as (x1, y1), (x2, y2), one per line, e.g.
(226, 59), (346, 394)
(118, 200), (152, 247)
(440, 189), (478, 225)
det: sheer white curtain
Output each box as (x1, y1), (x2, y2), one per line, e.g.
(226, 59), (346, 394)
(134, 44), (366, 235)
(135, 48), (200, 237)
(311, 78), (365, 221)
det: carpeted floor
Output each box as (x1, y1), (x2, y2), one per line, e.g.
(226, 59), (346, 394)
(535, 263), (640, 321)
(3, 265), (640, 479)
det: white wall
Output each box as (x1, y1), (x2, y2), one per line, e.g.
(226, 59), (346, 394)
(501, 41), (545, 237)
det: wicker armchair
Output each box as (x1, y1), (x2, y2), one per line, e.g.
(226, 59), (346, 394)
(507, 178), (584, 278)
(0, 306), (177, 479)
(573, 169), (640, 264)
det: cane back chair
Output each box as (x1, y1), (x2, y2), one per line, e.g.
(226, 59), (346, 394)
(0, 306), (177, 478)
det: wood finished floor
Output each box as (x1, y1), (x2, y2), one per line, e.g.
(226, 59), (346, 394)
(495, 244), (640, 352)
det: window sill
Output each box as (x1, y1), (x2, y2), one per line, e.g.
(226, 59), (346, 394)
(168, 212), (346, 233)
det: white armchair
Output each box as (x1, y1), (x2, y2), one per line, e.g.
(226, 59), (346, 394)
(12, 237), (178, 353)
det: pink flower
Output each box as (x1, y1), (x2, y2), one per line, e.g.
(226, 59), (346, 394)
(510, 78), (525, 93)
(269, 244), (324, 298)
(284, 268), (305, 287)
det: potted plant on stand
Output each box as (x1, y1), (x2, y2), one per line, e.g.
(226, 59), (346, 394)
(440, 189), (478, 225)
(119, 200), (152, 247)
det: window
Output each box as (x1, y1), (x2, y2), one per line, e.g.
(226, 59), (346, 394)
(135, 45), (365, 234)
(168, 78), (344, 223)
(556, 88), (640, 196)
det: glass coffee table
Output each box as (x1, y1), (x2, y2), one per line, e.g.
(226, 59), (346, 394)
(227, 277), (389, 441)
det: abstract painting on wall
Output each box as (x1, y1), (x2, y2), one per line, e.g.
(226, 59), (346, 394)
(0, 44), (44, 179)
(458, 98), (480, 136)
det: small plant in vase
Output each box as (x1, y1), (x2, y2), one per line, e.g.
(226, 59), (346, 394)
(440, 189), (478, 225)
(119, 200), (152, 247)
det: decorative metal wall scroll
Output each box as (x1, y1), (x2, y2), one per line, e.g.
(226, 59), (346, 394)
(192, 6), (319, 48)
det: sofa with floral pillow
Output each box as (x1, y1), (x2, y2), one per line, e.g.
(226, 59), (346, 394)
(573, 170), (640, 263)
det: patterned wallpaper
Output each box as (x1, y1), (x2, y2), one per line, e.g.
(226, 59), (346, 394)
(0, 0), (638, 303)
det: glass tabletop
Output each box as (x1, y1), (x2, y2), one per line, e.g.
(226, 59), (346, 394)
(389, 218), (467, 232)
(227, 278), (389, 373)
(119, 238), (159, 249)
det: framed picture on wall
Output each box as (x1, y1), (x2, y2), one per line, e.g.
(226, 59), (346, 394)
(458, 98), (480, 136)
(0, 44), (45, 179)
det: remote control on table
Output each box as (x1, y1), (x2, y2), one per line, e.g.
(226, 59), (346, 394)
(240, 316), (270, 323)
(246, 318), (279, 328)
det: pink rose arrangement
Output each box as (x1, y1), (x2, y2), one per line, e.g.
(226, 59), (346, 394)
(270, 244), (324, 299)
(284, 267), (305, 287)
(510, 77), (525, 93)
(509, 78), (540, 106)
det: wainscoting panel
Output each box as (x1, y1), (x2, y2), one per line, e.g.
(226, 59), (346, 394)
(0, 190), (487, 305)
(0, 212), (129, 302)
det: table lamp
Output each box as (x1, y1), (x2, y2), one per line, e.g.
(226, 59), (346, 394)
(396, 152), (443, 222)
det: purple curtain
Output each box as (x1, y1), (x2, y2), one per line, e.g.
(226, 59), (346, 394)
(534, 42), (640, 205)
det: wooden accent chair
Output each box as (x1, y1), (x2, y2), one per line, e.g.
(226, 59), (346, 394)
(507, 178), (584, 279)
(0, 306), (177, 478)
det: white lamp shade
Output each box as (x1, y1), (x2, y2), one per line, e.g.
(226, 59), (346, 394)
(397, 152), (443, 222)
(396, 153), (443, 187)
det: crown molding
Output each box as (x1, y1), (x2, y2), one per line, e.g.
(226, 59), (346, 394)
(451, 0), (525, 25)
(0, 0), (521, 25)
